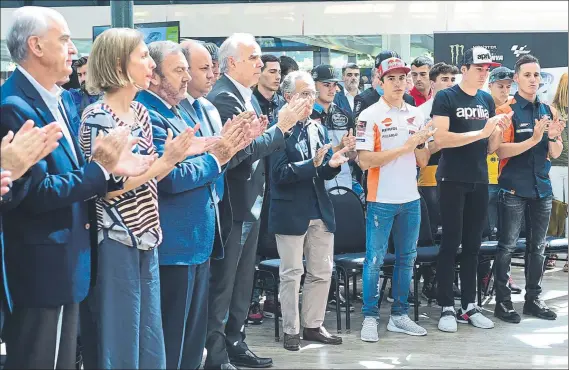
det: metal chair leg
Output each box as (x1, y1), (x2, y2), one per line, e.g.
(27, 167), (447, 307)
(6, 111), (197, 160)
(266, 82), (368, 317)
(477, 265), (483, 307)
(271, 273), (279, 342)
(413, 265), (419, 322)
(344, 268), (351, 333)
(352, 272), (358, 301)
(335, 269), (342, 334)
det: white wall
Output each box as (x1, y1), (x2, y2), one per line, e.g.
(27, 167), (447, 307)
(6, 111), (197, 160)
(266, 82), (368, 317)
(1, 1), (568, 39)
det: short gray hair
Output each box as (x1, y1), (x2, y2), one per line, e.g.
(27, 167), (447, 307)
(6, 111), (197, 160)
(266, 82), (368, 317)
(148, 40), (184, 77)
(281, 71), (313, 96)
(218, 33), (257, 74)
(6, 6), (65, 64)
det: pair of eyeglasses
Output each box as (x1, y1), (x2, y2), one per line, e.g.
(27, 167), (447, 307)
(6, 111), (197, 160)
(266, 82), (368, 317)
(300, 91), (317, 99)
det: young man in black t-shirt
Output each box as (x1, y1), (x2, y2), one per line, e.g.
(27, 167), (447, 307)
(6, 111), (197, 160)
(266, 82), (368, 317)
(431, 47), (512, 333)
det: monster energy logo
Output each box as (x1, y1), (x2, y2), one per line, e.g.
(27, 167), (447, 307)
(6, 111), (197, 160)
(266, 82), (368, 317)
(449, 44), (464, 65)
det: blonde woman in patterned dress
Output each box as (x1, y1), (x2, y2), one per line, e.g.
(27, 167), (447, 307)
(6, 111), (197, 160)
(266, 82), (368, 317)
(78, 28), (197, 369)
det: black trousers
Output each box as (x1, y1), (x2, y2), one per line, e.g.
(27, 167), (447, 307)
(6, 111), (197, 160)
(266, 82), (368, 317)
(436, 181), (488, 309)
(160, 261), (210, 370)
(4, 303), (79, 369)
(206, 220), (261, 367)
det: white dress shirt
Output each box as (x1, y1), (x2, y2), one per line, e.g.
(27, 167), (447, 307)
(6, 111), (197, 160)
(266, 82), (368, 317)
(225, 73), (256, 113)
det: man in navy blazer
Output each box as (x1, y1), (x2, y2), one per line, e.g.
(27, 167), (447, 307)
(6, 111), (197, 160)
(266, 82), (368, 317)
(0, 7), (151, 369)
(268, 70), (348, 351)
(137, 41), (248, 370)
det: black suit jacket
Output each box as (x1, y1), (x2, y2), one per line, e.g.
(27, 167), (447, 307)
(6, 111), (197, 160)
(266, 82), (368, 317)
(268, 120), (340, 235)
(206, 75), (285, 243)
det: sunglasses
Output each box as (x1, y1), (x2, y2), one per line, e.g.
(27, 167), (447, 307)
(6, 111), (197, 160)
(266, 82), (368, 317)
(492, 71), (514, 81)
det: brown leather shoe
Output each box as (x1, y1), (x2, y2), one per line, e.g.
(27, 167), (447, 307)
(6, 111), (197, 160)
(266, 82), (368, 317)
(302, 326), (342, 345)
(284, 333), (301, 351)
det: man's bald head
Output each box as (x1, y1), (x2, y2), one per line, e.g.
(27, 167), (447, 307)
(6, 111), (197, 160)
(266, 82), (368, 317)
(181, 39), (216, 98)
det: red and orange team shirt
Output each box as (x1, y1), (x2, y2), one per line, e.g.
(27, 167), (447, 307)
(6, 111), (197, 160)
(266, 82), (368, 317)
(355, 97), (427, 204)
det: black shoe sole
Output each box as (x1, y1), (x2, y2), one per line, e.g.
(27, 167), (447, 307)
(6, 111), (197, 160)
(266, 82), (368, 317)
(494, 312), (521, 324)
(229, 360), (273, 369)
(522, 309), (557, 320)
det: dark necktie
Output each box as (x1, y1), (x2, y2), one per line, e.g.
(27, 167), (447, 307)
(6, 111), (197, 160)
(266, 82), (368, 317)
(171, 106), (182, 119)
(192, 100), (205, 125)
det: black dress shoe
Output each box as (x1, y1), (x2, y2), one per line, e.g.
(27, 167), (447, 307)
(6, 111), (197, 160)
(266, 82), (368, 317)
(302, 326), (342, 345)
(523, 299), (557, 320)
(284, 333), (301, 351)
(228, 343), (273, 368)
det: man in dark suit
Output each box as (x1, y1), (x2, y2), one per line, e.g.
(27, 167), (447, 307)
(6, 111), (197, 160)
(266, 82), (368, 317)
(0, 7), (152, 368)
(137, 40), (247, 370)
(269, 71), (348, 351)
(0, 120), (61, 337)
(204, 33), (309, 369)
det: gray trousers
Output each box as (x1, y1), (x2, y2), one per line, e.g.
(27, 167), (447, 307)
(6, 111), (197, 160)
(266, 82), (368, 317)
(275, 219), (334, 335)
(206, 220), (260, 367)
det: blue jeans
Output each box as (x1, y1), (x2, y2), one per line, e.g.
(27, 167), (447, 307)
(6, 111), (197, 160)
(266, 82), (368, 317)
(362, 200), (420, 318)
(495, 191), (552, 302)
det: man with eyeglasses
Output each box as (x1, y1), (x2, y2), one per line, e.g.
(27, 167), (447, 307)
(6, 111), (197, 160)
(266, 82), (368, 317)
(334, 63), (361, 116)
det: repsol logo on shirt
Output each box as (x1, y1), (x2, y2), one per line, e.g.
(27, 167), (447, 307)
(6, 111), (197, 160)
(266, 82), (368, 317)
(456, 105), (489, 120)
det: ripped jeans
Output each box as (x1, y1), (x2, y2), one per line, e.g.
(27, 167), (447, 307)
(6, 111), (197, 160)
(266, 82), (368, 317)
(362, 200), (420, 318)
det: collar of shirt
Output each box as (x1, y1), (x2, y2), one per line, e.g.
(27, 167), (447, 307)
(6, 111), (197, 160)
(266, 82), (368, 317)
(410, 86), (432, 101)
(147, 90), (173, 109)
(225, 73), (253, 103)
(379, 96), (409, 112)
(344, 87), (359, 98)
(515, 91), (541, 109)
(185, 93), (197, 105)
(17, 65), (63, 111)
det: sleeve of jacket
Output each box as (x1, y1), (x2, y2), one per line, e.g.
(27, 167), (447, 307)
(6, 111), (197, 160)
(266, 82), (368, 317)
(269, 143), (317, 185)
(212, 92), (286, 169)
(318, 127), (342, 180)
(0, 103), (108, 215)
(150, 112), (222, 194)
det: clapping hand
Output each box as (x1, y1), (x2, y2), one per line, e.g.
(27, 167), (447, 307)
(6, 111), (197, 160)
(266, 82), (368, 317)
(328, 146), (350, 168)
(548, 117), (566, 139)
(313, 144), (332, 167)
(184, 123), (222, 157)
(341, 130), (357, 152)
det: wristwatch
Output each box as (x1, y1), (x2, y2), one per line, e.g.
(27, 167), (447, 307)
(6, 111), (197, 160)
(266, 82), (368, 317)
(416, 143), (426, 149)
(548, 136), (559, 143)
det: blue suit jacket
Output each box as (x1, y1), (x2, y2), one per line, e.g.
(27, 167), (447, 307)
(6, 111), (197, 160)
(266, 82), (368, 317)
(136, 91), (223, 266)
(0, 69), (110, 308)
(61, 89), (81, 137)
(268, 120), (340, 235)
(333, 85), (354, 117)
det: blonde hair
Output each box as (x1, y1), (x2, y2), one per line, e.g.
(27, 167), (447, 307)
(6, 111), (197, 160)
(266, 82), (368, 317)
(87, 28), (144, 94)
(552, 72), (568, 120)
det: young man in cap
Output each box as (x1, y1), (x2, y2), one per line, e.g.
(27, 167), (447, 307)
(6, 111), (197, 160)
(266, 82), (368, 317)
(353, 51), (416, 121)
(310, 64), (359, 311)
(493, 54), (564, 323)
(432, 47), (512, 333)
(357, 57), (433, 342)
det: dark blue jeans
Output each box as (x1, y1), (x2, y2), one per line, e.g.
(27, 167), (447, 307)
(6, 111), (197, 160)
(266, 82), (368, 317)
(362, 200), (420, 318)
(495, 191), (552, 303)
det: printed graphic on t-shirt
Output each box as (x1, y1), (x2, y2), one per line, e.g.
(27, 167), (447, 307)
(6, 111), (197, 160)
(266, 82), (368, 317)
(456, 105), (490, 120)
(356, 120), (367, 141)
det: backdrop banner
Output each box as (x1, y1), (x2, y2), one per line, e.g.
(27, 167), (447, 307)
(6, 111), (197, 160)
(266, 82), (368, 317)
(434, 32), (568, 103)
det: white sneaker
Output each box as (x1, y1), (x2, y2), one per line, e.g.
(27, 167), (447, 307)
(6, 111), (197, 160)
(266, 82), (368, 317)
(457, 303), (494, 329)
(438, 306), (458, 333)
(360, 317), (379, 342)
(387, 315), (427, 336)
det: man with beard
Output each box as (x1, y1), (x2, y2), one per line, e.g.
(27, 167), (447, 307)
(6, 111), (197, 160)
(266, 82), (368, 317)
(334, 63), (361, 116)
(68, 56), (101, 117)
(409, 56), (434, 106)
(136, 40), (251, 369)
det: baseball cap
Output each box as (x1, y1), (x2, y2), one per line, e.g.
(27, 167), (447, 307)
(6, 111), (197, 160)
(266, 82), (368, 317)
(375, 50), (401, 68)
(461, 46), (501, 67)
(489, 66), (514, 83)
(377, 57), (411, 79)
(312, 64), (340, 82)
